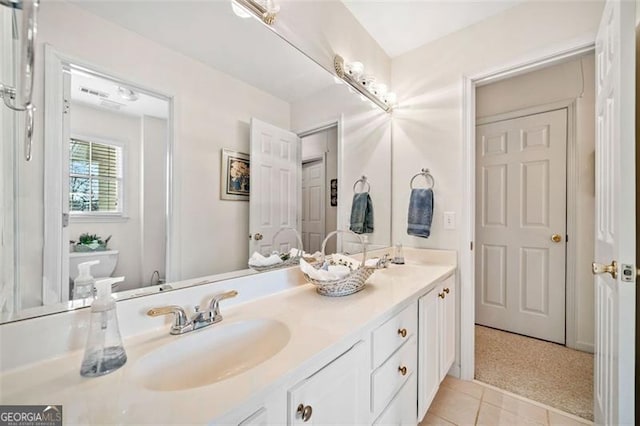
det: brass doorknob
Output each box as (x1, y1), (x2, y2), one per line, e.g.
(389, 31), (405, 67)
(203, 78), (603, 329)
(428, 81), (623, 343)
(592, 260), (618, 279)
(443, 287), (450, 294)
(438, 292), (445, 299)
(398, 366), (407, 376)
(296, 404), (312, 422)
(397, 328), (407, 338)
(551, 234), (562, 243)
(254, 233), (263, 241)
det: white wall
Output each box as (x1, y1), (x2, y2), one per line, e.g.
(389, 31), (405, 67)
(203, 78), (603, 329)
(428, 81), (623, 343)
(17, 0), (291, 306)
(141, 115), (168, 287)
(390, 0), (604, 369)
(68, 102), (143, 290)
(476, 54), (596, 351)
(291, 85), (392, 252)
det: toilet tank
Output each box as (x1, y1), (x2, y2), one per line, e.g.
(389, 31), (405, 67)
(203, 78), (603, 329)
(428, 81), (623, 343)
(69, 250), (119, 280)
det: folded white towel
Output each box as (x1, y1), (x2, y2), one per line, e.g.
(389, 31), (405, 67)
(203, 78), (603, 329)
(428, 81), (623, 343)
(300, 258), (351, 281)
(248, 251), (283, 267)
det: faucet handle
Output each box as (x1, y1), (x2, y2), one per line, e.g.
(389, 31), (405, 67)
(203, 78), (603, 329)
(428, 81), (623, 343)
(207, 290), (238, 317)
(147, 305), (188, 334)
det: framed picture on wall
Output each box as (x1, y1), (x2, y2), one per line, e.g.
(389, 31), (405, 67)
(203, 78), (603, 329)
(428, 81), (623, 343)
(220, 149), (250, 201)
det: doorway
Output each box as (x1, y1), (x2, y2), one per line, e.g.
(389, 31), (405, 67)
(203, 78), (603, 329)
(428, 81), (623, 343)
(300, 125), (338, 255)
(473, 54), (596, 421)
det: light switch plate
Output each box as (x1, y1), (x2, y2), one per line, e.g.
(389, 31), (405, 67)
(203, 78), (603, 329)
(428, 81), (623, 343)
(443, 211), (456, 229)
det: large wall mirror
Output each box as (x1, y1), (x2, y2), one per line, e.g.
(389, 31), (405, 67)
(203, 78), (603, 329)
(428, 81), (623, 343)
(0, 0), (392, 322)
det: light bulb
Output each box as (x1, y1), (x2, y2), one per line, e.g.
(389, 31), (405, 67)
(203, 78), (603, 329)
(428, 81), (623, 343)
(385, 92), (397, 106)
(345, 61), (364, 80)
(231, 0), (252, 18)
(373, 83), (387, 97)
(362, 75), (376, 91)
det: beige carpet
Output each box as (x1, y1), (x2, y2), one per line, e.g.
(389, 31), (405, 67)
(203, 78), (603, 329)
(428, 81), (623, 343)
(475, 325), (593, 421)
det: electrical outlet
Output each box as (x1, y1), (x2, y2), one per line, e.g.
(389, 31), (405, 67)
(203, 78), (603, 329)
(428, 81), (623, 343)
(444, 211), (456, 230)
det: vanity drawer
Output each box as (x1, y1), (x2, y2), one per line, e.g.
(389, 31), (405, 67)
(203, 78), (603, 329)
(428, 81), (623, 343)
(372, 303), (417, 368)
(373, 371), (417, 426)
(371, 335), (417, 415)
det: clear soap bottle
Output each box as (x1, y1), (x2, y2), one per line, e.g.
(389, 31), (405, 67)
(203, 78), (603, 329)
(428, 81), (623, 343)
(80, 277), (127, 377)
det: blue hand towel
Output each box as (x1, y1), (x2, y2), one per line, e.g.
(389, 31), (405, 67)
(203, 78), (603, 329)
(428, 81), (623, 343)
(407, 188), (434, 238)
(350, 192), (374, 234)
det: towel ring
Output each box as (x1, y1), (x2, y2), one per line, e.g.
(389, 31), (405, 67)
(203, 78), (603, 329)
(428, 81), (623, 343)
(353, 175), (370, 193)
(410, 168), (435, 190)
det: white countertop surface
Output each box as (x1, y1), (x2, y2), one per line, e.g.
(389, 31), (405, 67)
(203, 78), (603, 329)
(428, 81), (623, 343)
(1, 256), (455, 424)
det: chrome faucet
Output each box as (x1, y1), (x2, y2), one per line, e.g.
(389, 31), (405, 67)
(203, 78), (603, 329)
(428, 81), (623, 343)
(147, 290), (238, 335)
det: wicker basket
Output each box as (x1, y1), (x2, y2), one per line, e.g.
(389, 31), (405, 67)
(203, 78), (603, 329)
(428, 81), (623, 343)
(302, 230), (377, 297)
(249, 227), (304, 272)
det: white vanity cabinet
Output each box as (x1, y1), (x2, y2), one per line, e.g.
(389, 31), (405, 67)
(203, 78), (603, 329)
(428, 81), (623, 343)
(417, 274), (456, 421)
(288, 341), (368, 425)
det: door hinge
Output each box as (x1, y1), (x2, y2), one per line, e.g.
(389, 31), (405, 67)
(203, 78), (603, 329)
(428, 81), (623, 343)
(62, 212), (69, 227)
(470, 241), (473, 251)
(63, 99), (70, 114)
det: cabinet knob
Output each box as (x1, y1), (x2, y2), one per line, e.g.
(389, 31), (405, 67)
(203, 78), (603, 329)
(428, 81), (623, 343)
(397, 328), (407, 338)
(438, 292), (445, 299)
(398, 366), (407, 376)
(296, 404), (313, 422)
(443, 287), (450, 294)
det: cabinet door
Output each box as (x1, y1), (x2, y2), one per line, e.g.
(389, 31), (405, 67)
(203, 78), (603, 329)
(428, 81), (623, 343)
(439, 276), (456, 381)
(288, 341), (367, 425)
(417, 289), (439, 422)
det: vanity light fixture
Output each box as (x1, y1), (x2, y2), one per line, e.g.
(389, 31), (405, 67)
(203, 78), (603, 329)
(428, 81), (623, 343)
(231, 0), (279, 25)
(334, 55), (396, 112)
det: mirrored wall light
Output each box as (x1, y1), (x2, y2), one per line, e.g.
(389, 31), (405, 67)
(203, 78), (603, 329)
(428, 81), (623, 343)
(231, 0), (279, 25)
(333, 54), (395, 112)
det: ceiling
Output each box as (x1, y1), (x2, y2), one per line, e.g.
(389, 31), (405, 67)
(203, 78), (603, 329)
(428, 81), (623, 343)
(342, 0), (526, 58)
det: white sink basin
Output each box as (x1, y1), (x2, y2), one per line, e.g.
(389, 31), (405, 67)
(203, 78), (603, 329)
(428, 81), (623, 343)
(134, 319), (290, 391)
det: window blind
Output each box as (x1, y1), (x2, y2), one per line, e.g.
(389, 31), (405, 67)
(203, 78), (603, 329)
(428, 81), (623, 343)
(69, 138), (123, 213)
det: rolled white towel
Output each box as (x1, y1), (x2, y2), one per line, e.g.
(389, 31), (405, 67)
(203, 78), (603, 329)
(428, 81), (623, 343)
(248, 251), (283, 267)
(300, 258), (351, 281)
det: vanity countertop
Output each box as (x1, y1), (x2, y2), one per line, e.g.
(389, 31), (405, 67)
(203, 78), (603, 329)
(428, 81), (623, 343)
(0, 252), (455, 424)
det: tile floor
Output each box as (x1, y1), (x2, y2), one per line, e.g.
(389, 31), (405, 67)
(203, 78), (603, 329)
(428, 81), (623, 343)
(420, 376), (592, 426)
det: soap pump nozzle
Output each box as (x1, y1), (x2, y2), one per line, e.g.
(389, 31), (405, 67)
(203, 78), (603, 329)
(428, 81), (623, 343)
(73, 260), (100, 300)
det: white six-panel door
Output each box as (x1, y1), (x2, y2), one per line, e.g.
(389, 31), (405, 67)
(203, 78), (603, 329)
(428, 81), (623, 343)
(593, 1), (635, 424)
(475, 109), (567, 344)
(301, 160), (325, 254)
(249, 118), (300, 256)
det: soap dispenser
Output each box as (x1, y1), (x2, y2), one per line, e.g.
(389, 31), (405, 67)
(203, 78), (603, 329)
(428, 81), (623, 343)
(80, 276), (127, 377)
(74, 260), (100, 299)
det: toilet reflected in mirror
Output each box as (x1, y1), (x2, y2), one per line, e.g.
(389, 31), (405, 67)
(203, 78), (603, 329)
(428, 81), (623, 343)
(69, 250), (120, 298)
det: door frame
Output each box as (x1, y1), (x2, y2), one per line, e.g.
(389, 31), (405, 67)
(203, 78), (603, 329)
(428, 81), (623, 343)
(459, 41), (595, 380)
(301, 155), (327, 252)
(296, 118), (342, 251)
(43, 45), (176, 303)
(476, 101), (583, 349)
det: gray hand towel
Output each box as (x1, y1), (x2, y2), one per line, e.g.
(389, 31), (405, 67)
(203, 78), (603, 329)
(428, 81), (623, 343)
(407, 188), (434, 238)
(350, 192), (374, 234)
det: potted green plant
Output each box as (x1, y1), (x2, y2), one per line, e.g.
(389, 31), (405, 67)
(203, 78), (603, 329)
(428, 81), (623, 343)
(74, 233), (111, 252)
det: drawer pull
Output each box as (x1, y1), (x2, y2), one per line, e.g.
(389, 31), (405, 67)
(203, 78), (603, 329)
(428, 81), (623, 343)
(296, 404), (313, 422)
(398, 366), (407, 376)
(397, 328), (407, 338)
(438, 292), (445, 299)
(443, 287), (450, 294)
